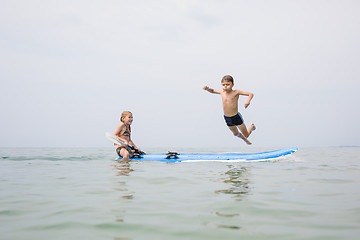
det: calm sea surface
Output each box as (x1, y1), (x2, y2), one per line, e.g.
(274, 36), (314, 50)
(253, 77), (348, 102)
(1, 147), (359, 240)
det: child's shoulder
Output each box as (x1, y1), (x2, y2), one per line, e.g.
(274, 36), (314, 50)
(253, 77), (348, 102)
(226, 89), (240, 94)
(116, 122), (125, 129)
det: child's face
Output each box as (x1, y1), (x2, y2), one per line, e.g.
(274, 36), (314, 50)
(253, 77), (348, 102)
(123, 114), (133, 125)
(221, 80), (234, 92)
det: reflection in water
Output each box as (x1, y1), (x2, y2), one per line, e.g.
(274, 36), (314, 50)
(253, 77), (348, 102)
(215, 166), (250, 200)
(111, 161), (134, 240)
(215, 212), (240, 217)
(112, 160), (134, 176)
(112, 161), (134, 200)
(216, 224), (241, 230)
(214, 166), (251, 230)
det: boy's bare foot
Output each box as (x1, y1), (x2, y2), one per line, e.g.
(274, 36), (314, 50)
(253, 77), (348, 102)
(251, 123), (256, 132)
(237, 133), (252, 145)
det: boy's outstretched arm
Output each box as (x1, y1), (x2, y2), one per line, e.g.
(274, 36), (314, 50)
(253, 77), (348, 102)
(203, 86), (221, 94)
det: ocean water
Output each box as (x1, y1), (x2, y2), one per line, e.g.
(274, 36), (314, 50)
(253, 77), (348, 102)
(1, 147), (360, 240)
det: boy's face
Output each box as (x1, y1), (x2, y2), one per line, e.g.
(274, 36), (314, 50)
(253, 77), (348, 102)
(221, 80), (234, 92)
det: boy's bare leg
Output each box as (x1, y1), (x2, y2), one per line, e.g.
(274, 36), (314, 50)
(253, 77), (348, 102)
(249, 123), (256, 134)
(228, 126), (252, 145)
(239, 123), (256, 138)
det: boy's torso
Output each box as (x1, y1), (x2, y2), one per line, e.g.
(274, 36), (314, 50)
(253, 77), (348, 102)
(221, 90), (239, 116)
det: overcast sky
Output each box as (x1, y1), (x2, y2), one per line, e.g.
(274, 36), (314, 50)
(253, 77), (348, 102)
(1, 0), (359, 149)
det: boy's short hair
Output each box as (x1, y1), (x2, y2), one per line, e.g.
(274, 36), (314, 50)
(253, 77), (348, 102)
(221, 75), (234, 83)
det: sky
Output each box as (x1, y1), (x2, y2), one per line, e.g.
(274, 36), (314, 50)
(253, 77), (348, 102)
(1, 0), (359, 149)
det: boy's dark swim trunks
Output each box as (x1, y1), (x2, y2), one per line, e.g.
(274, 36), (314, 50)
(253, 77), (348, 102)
(224, 113), (244, 126)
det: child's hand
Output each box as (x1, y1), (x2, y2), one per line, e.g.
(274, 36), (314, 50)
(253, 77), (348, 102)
(245, 102), (250, 108)
(203, 86), (209, 90)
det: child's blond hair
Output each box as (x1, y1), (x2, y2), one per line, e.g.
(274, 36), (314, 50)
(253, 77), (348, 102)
(120, 111), (132, 122)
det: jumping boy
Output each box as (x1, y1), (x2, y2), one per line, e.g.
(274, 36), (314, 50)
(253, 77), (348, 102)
(203, 75), (256, 145)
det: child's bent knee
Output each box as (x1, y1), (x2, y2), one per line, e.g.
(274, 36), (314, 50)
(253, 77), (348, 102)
(120, 150), (130, 159)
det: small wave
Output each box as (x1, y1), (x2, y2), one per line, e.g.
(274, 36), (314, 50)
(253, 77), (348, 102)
(2, 156), (100, 161)
(0, 148), (115, 161)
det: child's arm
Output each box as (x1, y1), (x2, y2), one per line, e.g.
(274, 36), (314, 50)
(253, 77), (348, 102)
(114, 123), (129, 144)
(118, 136), (130, 145)
(203, 86), (221, 94)
(129, 139), (140, 151)
(237, 90), (254, 109)
(114, 123), (124, 137)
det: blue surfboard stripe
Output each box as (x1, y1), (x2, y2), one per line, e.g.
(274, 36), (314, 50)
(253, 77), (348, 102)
(117, 148), (298, 162)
